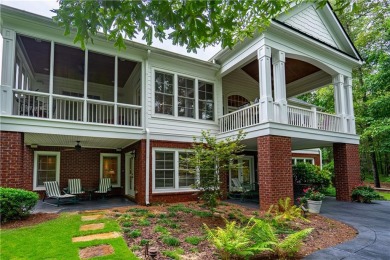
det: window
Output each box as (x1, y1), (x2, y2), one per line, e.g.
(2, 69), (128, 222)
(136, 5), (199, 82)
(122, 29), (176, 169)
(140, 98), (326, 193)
(155, 71), (174, 115)
(154, 70), (214, 121)
(178, 76), (195, 118)
(33, 151), (60, 190)
(227, 95), (249, 113)
(100, 154), (121, 187)
(153, 149), (196, 192)
(292, 157), (315, 165)
(198, 81), (214, 120)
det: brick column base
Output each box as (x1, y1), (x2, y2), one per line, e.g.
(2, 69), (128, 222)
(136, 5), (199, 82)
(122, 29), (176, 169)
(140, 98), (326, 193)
(258, 135), (293, 211)
(333, 143), (361, 201)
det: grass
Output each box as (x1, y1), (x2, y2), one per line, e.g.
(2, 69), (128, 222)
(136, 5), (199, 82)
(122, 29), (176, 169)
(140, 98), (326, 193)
(162, 248), (184, 260)
(1, 213), (137, 260)
(185, 236), (203, 245)
(379, 192), (390, 201)
(161, 235), (181, 246)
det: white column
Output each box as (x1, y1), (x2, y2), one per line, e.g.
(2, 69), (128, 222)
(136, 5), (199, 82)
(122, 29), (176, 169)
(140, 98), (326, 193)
(344, 76), (356, 134)
(1, 28), (16, 115)
(83, 49), (88, 122)
(333, 74), (348, 133)
(48, 41), (54, 119)
(114, 56), (118, 125)
(257, 45), (273, 123)
(272, 50), (287, 123)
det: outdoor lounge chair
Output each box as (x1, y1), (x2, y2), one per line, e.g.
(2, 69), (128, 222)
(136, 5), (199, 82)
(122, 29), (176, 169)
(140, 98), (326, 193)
(94, 178), (112, 199)
(65, 178), (85, 198)
(43, 181), (76, 207)
(231, 178), (244, 192)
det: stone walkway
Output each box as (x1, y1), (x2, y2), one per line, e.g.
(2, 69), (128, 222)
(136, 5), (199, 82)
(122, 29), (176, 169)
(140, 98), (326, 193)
(305, 197), (390, 260)
(73, 212), (118, 259)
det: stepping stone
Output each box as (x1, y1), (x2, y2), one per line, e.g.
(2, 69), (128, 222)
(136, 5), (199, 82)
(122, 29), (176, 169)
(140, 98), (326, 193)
(81, 215), (104, 221)
(79, 244), (114, 259)
(72, 232), (121, 242)
(79, 223), (105, 231)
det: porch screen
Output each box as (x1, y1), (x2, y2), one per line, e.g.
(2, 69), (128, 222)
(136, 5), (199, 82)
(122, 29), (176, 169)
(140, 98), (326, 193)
(155, 151), (174, 188)
(102, 156), (119, 185)
(37, 155), (57, 186)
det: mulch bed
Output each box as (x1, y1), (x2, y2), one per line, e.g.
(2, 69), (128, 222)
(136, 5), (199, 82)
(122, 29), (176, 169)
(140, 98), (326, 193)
(1, 213), (58, 230)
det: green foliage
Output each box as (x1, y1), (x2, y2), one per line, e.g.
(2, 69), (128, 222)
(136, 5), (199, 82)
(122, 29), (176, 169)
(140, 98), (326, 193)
(351, 186), (382, 203)
(300, 187), (325, 202)
(154, 225), (169, 235)
(185, 130), (246, 212)
(138, 218), (151, 226)
(162, 248), (185, 260)
(122, 221), (133, 227)
(0, 187), (39, 223)
(273, 228), (313, 258)
(140, 239), (149, 246)
(320, 186), (336, 197)
(128, 208), (149, 216)
(293, 163), (332, 189)
(167, 204), (192, 213)
(53, 1), (334, 52)
(191, 210), (213, 218)
(185, 236), (204, 245)
(161, 235), (181, 246)
(266, 197), (306, 223)
(128, 229), (142, 238)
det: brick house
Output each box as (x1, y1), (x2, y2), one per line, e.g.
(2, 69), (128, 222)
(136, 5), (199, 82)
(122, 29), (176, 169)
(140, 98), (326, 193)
(0, 2), (362, 210)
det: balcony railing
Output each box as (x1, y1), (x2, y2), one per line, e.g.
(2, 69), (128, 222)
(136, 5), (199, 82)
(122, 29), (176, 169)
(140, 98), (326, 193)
(12, 90), (142, 127)
(218, 103), (342, 134)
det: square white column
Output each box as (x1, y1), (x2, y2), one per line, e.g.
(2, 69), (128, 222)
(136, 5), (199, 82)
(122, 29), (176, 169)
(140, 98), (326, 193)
(272, 50), (288, 124)
(1, 28), (16, 115)
(333, 74), (348, 133)
(257, 45), (273, 123)
(344, 76), (356, 134)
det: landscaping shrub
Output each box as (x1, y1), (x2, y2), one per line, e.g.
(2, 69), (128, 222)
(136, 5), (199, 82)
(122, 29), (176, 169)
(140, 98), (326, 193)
(0, 187), (39, 223)
(161, 235), (180, 246)
(273, 228), (313, 258)
(266, 197), (306, 223)
(162, 248), (184, 260)
(351, 186), (382, 203)
(293, 163), (331, 190)
(185, 236), (203, 245)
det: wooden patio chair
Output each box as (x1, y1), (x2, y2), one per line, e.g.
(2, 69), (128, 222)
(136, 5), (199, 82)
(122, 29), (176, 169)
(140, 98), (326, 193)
(43, 181), (76, 207)
(94, 178), (112, 199)
(65, 178), (85, 198)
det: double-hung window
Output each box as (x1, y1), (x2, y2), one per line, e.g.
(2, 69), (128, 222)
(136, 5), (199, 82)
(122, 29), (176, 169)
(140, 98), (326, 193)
(33, 151), (60, 190)
(153, 149), (196, 192)
(154, 70), (214, 120)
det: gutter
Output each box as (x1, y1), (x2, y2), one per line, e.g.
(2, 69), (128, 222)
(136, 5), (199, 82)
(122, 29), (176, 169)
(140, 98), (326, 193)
(145, 128), (150, 205)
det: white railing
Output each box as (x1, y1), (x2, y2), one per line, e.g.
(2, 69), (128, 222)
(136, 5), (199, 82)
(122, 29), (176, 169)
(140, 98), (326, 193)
(316, 111), (341, 132)
(219, 103), (259, 133)
(87, 100), (115, 124)
(53, 95), (84, 122)
(117, 104), (142, 127)
(13, 90), (49, 118)
(287, 105), (314, 128)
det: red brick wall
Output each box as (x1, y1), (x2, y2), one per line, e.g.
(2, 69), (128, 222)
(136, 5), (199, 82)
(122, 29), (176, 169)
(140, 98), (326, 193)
(258, 135), (293, 211)
(333, 143), (361, 201)
(292, 152), (321, 166)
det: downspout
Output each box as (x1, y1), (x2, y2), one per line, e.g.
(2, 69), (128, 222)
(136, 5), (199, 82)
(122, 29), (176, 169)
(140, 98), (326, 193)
(318, 148), (323, 170)
(145, 128), (150, 205)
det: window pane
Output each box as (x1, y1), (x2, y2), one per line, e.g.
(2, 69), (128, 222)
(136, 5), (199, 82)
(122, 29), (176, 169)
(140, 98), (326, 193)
(198, 81), (214, 120)
(102, 156), (119, 185)
(37, 155), (57, 186)
(155, 152), (175, 189)
(155, 71), (174, 115)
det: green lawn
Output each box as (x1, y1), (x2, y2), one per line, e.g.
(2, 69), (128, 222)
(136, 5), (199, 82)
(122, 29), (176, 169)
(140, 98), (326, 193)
(379, 192), (390, 201)
(1, 213), (138, 260)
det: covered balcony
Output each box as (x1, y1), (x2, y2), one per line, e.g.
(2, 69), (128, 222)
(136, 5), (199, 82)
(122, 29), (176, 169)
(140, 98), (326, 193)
(4, 34), (142, 128)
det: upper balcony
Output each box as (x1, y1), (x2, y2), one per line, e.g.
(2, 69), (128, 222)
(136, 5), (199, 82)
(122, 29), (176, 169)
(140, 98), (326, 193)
(1, 33), (143, 135)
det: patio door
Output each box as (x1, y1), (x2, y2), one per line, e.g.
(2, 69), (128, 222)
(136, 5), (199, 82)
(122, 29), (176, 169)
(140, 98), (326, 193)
(125, 152), (135, 197)
(229, 156), (254, 191)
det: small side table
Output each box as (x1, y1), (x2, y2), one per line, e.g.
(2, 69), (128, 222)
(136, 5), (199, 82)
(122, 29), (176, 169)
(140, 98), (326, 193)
(85, 189), (95, 200)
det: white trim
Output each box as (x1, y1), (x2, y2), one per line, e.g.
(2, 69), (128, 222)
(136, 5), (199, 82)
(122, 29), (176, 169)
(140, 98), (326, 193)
(229, 156), (255, 192)
(125, 152), (135, 196)
(100, 153), (121, 187)
(33, 151), (60, 190)
(292, 157), (315, 165)
(152, 147), (197, 193)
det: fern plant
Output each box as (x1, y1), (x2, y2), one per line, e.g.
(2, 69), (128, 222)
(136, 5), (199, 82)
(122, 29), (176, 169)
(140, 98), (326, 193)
(267, 197), (307, 223)
(274, 228), (313, 259)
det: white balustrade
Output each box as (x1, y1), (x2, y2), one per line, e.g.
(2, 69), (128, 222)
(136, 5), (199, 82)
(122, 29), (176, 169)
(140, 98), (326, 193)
(219, 103), (259, 133)
(13, 90), (49, 118)
(316, 112), (341, 132)
(117, 104), (142, 127)
(287, 105), (314, 128)
(87, 100), (115, 124)
(53, 95), (84, 121)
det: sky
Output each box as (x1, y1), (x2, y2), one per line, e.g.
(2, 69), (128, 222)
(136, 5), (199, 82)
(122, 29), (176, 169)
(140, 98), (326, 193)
(0, 0), (221, 82)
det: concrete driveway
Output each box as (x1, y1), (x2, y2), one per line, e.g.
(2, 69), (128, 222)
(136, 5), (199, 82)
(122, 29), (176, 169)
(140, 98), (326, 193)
(305, 197), (390, 260)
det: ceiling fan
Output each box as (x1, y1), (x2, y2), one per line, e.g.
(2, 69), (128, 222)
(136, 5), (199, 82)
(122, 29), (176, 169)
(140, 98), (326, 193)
(62, 141), (83, 152)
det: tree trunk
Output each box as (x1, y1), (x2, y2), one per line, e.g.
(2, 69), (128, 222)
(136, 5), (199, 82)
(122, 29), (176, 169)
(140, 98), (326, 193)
(370, 150), (380, 188)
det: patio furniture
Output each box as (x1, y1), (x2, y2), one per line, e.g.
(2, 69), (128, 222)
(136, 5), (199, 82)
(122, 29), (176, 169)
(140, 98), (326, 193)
(231, 178), (244, 192)
(241, 182), (259, 202)
(65, 178), (85, 199)
(43, 181), (76, 207)
(94, 178), (112, 199)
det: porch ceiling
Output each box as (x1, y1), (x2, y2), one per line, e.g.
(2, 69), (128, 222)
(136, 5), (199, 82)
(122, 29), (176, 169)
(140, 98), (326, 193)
(24, 133), (138, 149)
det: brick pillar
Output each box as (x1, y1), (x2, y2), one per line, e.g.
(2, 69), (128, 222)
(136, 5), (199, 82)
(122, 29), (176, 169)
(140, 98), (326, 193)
(258, 135), (293, 211)
(0, 131), (25, 188)
(333, 143), (361, 201)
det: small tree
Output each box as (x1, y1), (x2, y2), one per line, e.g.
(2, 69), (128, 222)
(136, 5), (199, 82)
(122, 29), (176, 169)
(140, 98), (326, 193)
(184, 130), (246, 212)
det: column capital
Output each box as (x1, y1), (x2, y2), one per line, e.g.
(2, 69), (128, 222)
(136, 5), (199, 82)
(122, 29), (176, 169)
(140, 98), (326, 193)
(333, 74), (344, 84)
(257, 45), (271, 59)
(272, 50), (285, 64)
(344, 76), (352, 87)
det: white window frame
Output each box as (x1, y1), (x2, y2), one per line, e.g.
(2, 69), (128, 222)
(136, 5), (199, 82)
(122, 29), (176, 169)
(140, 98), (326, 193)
(100, 153), (121, 187)
(33, 151), (60, 191)
(292, 157), (315, 165)
(152, 148), (198, 193)
(152, 68), (216, 122)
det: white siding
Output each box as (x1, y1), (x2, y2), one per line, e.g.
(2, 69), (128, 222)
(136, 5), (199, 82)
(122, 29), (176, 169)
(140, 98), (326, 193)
(284, 6), (338, 48)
